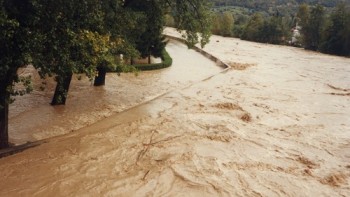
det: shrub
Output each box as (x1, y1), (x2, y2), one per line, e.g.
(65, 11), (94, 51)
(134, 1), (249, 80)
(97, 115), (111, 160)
(132, 48), (172, 71)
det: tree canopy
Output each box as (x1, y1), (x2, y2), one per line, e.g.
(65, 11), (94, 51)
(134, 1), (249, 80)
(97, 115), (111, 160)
(210, 0), (350, 56)
(320, 3), (350, 56)
(300, 4), (325, 50)
(0, 0), (35, 148)
(0, 0), (213, 148)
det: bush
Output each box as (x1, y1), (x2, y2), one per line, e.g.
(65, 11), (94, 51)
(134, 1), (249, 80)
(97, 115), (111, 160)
(132, 48), (172, 71)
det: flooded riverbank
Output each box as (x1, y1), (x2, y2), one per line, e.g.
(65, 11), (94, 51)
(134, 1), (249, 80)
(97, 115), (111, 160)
(1, 28), (349, 196)
(9, 39), (222, 145)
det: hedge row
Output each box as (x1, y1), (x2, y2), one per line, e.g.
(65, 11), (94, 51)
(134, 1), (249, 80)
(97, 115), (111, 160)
(132, 49), (172, 71)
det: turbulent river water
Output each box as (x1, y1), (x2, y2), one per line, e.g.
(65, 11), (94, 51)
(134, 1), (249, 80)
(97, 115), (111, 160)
(1, 28), (350, 196)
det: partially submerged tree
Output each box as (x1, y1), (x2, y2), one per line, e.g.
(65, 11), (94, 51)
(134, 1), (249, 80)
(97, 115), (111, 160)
(0, 0), (35, 148)
(33, 0), (209, 105)
(93, 38), (139, 86)
(125, 0), (166, 64)
(0, 0), (212, 148)
(93, 0), (140, 86)
(32, 0), (113, 104)
(95, 0), (213, 85)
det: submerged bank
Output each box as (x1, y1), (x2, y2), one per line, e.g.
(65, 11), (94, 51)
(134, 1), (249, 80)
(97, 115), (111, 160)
(9, 39), (222, 145)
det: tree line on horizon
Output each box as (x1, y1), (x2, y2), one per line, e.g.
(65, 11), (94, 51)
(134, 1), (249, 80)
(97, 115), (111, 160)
(297, 3), (350, 56)
(0, 0), (212, 148)
(199, 2), (350, 56)
(211, 0), (350, 10)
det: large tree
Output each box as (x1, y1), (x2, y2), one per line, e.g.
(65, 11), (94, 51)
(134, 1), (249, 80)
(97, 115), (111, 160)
(31, 0), (109, 105)
(300, 4), (325, 50)
(93, 0), (140, 86)
(0, 0), (213, 148)
(259, 12), (288, 44)
(0, 0), (35, 148)
(241, 13), (264, 41)
(221, 12), (234, 37)
(125, 0), (166, 64)
(95, 0), (213, 85)
(166, 0), (212, 48)
(124, 0), (213, 53)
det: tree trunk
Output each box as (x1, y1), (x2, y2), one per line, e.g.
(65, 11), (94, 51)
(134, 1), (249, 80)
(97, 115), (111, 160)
(148, 55), (151, 64)
(0, 83), (10, 149)
(51, 73), (73, 105)
(94, 67), (107, 86)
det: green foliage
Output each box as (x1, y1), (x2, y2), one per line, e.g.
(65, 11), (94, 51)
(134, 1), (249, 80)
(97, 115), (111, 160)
(132, 49), (173, 71)
(221, 12), (235, 36)
(320, 3), (350, 56)
(297, 3), (310, 27)
(165, 14), (175, 27)
(300, 4), (325, 50)
(31, 0), (105, 79)
(239, 11), (290, 44)
(85, 32), (139, 73)
(169, 0), (212, 48)
(212, 0), (350, 56)
(211, 0), (349, 10)
(10, 76), (33, 97)
(125, 0), (166, 58)
(211, 13), (222, 35)
(0, 0), (34, 96)
(0, 0), (37, 147)
(241, 13), (264, 41)
(211, 12), (234, 36)
(260, 18), (282, 44)
(0, 11), (18, 80)
(296, 3), (350, 55)
(0, 0), (212, 147)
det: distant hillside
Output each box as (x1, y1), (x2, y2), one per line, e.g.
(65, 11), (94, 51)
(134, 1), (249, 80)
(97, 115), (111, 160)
(209, 0), (350, 57)
(211, 0), (350, 18)
(211, 0), (350, 9)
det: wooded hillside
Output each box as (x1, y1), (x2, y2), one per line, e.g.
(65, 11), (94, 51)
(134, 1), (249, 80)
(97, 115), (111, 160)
(206, 0), (350, 57)
(212, 0), (350, 9)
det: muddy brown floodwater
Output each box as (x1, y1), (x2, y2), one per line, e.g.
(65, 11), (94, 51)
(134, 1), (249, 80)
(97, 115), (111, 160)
(9, 39), (222, 145)
(1, 28), (350, 196)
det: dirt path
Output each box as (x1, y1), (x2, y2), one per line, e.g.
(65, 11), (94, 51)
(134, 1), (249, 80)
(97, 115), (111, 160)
(0, 28), (349, 196)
